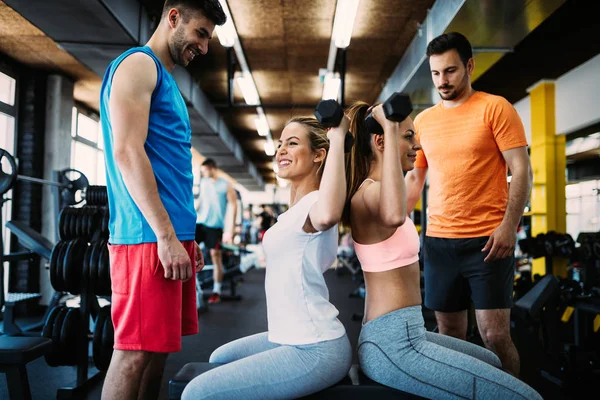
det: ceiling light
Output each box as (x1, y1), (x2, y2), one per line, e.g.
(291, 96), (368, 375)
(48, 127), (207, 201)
(322, 72), (341, 101)
(264, 138), (275, 156)
(215, 0), (236, 47)
(215, 20), (236, 47)
(332, 0), (360, 49)
(255, 114), (270, 137)
(235, 73), (260, 105)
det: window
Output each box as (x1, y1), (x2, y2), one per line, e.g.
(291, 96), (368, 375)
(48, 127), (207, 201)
(70, 106), (105, 186)
(1, 68), (17, 300)
(566, 179), (600, 241)
(0, 71), (16, 106)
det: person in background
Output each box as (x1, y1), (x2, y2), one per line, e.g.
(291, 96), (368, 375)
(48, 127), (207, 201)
(195, 158), (238, 305)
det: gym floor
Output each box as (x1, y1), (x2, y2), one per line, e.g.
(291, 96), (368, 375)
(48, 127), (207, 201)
(0, 267), (585, 399)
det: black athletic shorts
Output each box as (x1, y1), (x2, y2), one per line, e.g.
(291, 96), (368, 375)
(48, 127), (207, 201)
(423, 236), (515, 312)
(195, 224), (223, 250)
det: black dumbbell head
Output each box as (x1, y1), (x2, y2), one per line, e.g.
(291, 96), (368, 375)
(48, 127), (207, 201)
(383, 93), (413, 122)
(314, 99), (343, 128)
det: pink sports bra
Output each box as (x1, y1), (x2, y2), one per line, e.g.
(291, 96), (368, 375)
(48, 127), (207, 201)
(352, 179), (421, 272)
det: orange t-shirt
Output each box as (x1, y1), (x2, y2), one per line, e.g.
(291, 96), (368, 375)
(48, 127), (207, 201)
(414, 91), (528, 238)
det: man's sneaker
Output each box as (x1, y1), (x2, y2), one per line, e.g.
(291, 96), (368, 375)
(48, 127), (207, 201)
(208, 293), (221, 304)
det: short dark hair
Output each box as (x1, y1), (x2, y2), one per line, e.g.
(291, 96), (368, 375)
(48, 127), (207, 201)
(162, 0), (227, 26)
(426, 32), (472, 66)
(202, 158), (217, 168)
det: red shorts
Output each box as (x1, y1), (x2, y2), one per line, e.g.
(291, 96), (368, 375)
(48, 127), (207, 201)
(108, 241), (198, 353)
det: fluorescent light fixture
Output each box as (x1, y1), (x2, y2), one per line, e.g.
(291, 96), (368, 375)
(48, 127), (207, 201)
(255, 114), (270, 137)
(264, 138), (275, 156)
(215, 21), (236, 47)
(322, 72), (341, 101)
(332, 0), (360, 49)
(215, 0), (236, 47)
(235, 73), (260, 105)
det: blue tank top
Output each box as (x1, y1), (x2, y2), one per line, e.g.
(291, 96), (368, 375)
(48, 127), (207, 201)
(196, 177), (229, 229)
(99, 46), (196, 244)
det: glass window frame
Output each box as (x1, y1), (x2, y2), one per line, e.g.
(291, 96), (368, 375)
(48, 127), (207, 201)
(0, 56), (19, 301)
(71, 103), (105, 185)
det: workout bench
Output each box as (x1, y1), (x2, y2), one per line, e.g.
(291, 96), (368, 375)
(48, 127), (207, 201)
(168, 362), (425, 399)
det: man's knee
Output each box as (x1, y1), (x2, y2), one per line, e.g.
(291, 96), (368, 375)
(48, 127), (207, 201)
(479, 328), (512, 349)
(435, 311), (468, 338)
(113, 350), (155, 372)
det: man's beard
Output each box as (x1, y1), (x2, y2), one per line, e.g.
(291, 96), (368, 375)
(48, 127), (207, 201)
(169, 26), (187, 66)
(438, 86), (460, 100)
(438, 72), (468, 101)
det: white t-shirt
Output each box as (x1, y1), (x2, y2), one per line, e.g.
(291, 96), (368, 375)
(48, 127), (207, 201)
(262, 191), (346, 345)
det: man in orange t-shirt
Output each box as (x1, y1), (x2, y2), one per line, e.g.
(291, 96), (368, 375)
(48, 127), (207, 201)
(405, 32), (533, 378)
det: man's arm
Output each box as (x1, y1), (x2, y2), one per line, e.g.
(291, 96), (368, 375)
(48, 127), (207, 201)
(224, 183), (237, 244)
(502, 147), (533, 229)
(483, 146), (532, 261)
(406, 167), (428, 215)
(109, 53), (192, 281)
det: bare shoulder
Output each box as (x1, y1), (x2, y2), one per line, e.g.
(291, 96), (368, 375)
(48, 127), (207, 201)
(112, 52), (158, 93)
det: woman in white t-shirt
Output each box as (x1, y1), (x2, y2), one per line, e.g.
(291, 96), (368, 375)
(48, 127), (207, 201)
(182, 115), (352, 399)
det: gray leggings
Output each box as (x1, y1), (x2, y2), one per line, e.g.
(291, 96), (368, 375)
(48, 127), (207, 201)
(359, 306), (543, 399)
(181, 332), (352, 400)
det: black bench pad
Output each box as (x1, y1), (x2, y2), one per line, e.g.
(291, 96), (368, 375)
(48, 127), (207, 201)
(0, 336), (52, 364)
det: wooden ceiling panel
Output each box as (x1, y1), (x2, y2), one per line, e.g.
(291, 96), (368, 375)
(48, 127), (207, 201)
(0, 3), (45, 36)
(353, 8), (411, 39)
(284, 17), (332, 43)
(253, 71), (291, 101)
(282, 0), (336, 20)
(243, 39), (287, 71)
(228, 0), (284, 39)
(221, 107), (260, 131)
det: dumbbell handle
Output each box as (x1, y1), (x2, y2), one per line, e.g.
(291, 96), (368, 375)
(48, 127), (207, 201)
(314, 100), (354, 153)
(364, 92), (412, 134)
(364, 113), (385, 135)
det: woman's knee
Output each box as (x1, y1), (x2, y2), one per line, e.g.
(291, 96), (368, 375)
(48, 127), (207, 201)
(181, 373), (216, 400)
(208, 347), (228, 364)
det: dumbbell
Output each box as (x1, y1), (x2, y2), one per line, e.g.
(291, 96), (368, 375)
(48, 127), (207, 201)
(364, 92), (413, 134)
(314, 100), (354, 153)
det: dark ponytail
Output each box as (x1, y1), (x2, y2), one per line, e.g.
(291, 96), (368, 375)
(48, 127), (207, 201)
(342, 101), (376, 227)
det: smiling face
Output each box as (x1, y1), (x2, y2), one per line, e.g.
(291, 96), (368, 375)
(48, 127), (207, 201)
(372, 118), (421, 171)
(167, 8), (215, 67)
(397, 118), (421, 171)
(275, 122), (325, 181)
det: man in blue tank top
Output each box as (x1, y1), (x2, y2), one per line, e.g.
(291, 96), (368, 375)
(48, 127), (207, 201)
(195, 158), (237, 305)
(98, 1), (226, 399)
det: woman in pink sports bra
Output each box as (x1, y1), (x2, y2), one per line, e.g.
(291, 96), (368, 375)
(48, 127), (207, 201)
(342, 101), (542, 400)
